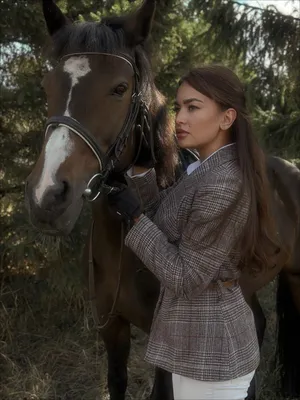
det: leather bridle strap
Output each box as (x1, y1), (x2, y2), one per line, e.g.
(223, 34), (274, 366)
(45, 115), (104, 170)
(44, 52), (144, 195)
(44, 88), (143, 186)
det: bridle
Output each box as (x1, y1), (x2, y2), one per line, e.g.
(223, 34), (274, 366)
(43, 52), (157, 330)
(44, 52), (156, 201)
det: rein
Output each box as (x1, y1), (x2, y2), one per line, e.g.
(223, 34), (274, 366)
(44, 52), (155, 330)
(88, 220), (126, 330)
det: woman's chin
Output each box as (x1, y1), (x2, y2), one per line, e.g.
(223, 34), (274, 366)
(177, 139), (193, 149)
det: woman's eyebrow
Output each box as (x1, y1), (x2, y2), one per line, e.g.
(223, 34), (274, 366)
(183, 98), (204, 104)
(174, 98), (204, 106)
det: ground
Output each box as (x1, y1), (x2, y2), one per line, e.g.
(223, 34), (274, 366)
(0, 264), (293, 400)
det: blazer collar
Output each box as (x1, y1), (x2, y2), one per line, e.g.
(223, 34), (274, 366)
(185, 143), (238, 183)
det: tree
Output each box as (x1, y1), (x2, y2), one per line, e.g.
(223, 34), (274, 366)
(1, 0), (300, 273)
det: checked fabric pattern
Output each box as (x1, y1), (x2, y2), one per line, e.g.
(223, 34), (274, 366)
(125, 145), (260, 381)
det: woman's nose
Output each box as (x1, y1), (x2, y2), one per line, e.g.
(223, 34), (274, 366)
(175, 109), (186, 125)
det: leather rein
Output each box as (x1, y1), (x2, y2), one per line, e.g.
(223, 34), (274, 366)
(44, 52), (155, 329)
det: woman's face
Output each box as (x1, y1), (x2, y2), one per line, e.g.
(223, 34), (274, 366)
(174, 81), (235, 157)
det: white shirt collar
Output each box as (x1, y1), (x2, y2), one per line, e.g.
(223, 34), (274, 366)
(186, 143), (235, 176)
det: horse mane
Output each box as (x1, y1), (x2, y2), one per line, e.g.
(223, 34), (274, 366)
(49, 17), (178, 187)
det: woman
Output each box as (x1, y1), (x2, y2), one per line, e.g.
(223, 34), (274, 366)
(108, 65), (280, 400)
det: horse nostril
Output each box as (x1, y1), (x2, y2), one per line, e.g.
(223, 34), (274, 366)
(43, 180), (70, 212)
(53, 180), (69, 203)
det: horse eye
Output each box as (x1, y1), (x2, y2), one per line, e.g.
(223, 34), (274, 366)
(113, 83), (128, 96)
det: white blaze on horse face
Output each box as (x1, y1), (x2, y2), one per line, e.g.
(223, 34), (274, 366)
(63, 56), (92, 117)
(34, 56), (91, 206)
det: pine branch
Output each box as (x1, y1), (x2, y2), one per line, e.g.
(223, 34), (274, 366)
(231, 0), (300, 23)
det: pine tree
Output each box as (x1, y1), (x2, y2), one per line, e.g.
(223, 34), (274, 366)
(1, 0), (300, 274)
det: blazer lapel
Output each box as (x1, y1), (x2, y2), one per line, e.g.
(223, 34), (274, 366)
(183, 144), (238, 189)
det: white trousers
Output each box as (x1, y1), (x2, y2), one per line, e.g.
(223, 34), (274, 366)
(172, 370), (255, 400)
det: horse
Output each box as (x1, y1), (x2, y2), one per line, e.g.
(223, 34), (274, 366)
(25, 1), (300, 399)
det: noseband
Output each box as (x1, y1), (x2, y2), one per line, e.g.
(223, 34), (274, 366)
(44, 52), (155, 201)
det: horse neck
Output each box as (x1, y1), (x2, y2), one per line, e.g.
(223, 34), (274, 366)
(91, 197), (119, 231)
(90, 198), (126, 268)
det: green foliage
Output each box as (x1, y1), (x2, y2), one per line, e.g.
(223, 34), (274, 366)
(0, 0), (300, 276)
(0, 0), (299, 396)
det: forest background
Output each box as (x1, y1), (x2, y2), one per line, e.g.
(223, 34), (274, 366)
(1, 0), (300, 398)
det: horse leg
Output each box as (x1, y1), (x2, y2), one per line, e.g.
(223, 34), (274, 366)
(246, 293), (266, 400)
(101, 317), (131, 400)
(276, 270), (300, 398)
(150, 367), (174, 400)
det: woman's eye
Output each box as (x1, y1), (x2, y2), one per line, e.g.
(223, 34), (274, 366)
(173, 106), (180, 113)
(188, 105), (198, 111)
(113, 84), (128, 96)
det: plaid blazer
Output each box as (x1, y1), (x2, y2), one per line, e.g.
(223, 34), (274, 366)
(125, 144), (260, 381)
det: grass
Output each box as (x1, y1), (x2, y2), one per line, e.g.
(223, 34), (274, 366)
(0, 266), (291, 400)
(0, 265), (155, 400)
(256, 280), (280, 400)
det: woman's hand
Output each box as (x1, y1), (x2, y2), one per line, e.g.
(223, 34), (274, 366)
(107, 182), (142, 226)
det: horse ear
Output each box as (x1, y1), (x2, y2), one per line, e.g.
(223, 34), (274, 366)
(124, 0), (156, 45)
(42, 0), (70, 36)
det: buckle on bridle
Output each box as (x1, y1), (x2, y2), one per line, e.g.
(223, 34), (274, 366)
(84, 173), (106, 201)
(84, 168), (120, 202)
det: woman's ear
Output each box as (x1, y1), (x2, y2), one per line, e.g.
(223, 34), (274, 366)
(220, 108), (237, 131)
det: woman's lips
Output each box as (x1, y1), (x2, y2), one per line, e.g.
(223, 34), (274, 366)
(176, 130), (189, 140)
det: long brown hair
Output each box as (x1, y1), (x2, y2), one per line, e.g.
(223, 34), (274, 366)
(179, 65), (285, 274)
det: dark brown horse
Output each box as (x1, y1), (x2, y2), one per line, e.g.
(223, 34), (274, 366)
(25, 1), (300, 399)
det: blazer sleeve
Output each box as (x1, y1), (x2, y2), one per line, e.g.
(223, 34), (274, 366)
(125, 168), (175, 220)
(124, 177), (249, 299)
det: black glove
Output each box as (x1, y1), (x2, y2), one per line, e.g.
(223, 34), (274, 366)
(107, 182), (142, 225)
